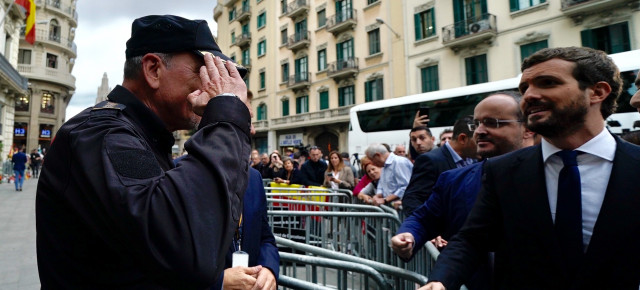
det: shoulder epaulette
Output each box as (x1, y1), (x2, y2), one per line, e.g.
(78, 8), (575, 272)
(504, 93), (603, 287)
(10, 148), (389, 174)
(92, 101), (126, 111)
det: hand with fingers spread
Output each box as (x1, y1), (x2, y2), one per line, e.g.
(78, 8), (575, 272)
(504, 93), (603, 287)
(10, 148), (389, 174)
(413, 111), (430, 128)
(187, 53), (249, 116)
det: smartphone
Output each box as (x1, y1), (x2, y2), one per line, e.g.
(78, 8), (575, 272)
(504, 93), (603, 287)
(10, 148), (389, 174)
(327, 172), (333, 177)
(418, 106), (430, 117)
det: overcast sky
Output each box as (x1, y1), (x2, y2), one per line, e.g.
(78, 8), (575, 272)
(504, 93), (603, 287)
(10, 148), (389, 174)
(66, 0), (219, 120)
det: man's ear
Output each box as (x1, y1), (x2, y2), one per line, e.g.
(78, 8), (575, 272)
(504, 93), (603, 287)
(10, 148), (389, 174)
(456, 133), (467, 144)
(141, 53), (163, 90)
(590, 81), (612, 104)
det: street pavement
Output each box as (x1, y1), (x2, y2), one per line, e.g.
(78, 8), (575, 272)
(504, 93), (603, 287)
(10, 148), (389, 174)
(0, 176), (40, 289)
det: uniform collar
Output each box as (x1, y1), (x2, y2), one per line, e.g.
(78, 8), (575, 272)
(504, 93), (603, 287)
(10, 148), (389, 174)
(107, 85), (175, 153)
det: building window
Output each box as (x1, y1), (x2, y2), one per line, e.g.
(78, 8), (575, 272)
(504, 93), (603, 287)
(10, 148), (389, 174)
(414, 8), (436, 41)
(281, 63), (289, 83)
(317, 49), (327, 71)
(257, 12), (266, 29)
(281, 28), (288, 45)
(319, 91), (329, 110)
(41, 93), (55, 114)
(367, 0), (379, 4)
(15, 94), (29, 112)
(295, 19), (307, 39)
(242, 23), (249, 35)
(229, 7), (236, 21)
(520, 40), (548, 62)
(281, 0), (287, 14)
(282, 99), (289, 116)
(317, 9), (326, 27)
(296, 95), (309, 114)
(257, 104), (267, 120)
(338, 85), (355, 107)
(368, 29), (380, 55)
(259, 71), (266, 90)
(49, 19), (60, 42)
(241, 48), (250, 67)
(231, 32), (236, 44)
(510, 0), (545, 12)
(365, 78), (383, 102)
(465, 54), (488, 85)
(258, 40), (266, 57)
(581, 22), (631, 54)
(336, 38), (354, 61)
(421, 65), (439, 93)
(295, 56), (308, 82)
(46, 53), (58, 69)
(18, 49), (31, 64)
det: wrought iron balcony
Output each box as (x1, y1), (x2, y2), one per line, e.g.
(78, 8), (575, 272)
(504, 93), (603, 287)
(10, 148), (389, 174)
(271, 105), (352, 129)
(236, 5), (251, 22)
(327, 58), (358, 80)
(326, 9), (357, 35)
(0, 54), (27, 93)
(442, 13), (497, 50)
(287, 31), (310, 51)
(561, 0), (630, 17)
(233, 32), (251, 47)
(285, 0), (309, 19)
(287, 72), (310, 90)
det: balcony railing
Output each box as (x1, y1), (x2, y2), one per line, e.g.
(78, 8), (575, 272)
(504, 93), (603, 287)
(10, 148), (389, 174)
(38, 0), (78, 23)
(560, 0), (628, 17)
(326, 9), (357, 35)
(0, 54), (27, 92)
(287, 72), (310, 90)
(327, 58), (358, 79)
(287, 31), (309, 51)
(236, 5), (251, 22)
(271, 105), (352, 128)
(285, 0), (309, 18)
(18, 64), (76, 89)
(34, 29), (77, 56)
(233, 32), (251, 47)
(253, 120), (269, 130)
(442, 13), (497, 48)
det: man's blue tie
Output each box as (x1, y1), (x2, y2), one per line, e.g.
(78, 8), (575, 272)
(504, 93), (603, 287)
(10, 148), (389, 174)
(555, 150), (584, 279)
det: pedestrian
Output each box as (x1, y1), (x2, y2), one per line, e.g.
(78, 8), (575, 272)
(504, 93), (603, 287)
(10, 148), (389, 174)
(36, 15), (250, 289)
(12, 148), (27, 191)
(29, 149), (42, 178)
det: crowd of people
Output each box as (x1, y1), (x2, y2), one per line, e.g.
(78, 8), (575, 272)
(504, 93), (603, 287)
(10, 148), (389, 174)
(29, 12), (640, 290)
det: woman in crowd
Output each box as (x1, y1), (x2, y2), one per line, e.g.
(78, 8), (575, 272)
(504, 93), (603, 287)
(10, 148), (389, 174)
(273, 157), (301, 185)
(356, 158), (382, 204)
(264, 151), (284, 179)
(353, 157), (372, 195)
(323, 151), (355, 190)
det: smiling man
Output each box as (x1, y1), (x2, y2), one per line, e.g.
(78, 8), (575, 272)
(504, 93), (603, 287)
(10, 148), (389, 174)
(421, 47), (640, 290)
(391, 92), (534, 289)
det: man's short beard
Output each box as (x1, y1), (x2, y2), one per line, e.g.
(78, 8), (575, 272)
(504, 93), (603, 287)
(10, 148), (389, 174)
(524, 99), (588, 138)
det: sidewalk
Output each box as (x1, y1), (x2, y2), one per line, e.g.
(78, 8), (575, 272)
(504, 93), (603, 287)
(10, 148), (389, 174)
(0, 177), (40, 289)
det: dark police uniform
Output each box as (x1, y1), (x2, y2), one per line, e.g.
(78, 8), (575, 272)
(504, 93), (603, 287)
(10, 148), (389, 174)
(36, 85), (251, 289)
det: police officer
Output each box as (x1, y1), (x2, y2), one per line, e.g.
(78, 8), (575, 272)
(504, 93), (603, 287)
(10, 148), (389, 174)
(36, 15), (250, 288)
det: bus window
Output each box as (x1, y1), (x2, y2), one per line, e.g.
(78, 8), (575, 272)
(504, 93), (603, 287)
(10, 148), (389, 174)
(614, 69), (639, 114)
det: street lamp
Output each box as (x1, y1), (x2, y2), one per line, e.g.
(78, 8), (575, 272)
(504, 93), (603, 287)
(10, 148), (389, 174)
(376, 18), (400, 39)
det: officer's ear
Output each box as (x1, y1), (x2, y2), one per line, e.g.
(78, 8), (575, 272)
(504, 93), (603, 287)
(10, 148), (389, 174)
(141, 53), (163, 90)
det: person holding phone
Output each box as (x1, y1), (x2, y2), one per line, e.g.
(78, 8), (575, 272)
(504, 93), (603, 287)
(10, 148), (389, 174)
(323, 151), (354, 190)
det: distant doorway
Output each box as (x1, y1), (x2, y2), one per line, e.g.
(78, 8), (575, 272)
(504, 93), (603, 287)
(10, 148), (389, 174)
(314, 132), (339, 157)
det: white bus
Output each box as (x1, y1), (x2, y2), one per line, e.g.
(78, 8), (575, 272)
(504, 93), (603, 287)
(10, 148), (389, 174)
(348, 49), (640, 157)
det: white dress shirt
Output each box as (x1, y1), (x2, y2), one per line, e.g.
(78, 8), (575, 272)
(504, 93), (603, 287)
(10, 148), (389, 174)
(541, 128), (616, 251)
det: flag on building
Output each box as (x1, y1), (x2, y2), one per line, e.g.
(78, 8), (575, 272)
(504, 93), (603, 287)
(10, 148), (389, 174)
(15, 0), (35, 44)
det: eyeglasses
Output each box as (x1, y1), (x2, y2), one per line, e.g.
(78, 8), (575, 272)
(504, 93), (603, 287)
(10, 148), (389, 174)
(468, 118), (522, 131)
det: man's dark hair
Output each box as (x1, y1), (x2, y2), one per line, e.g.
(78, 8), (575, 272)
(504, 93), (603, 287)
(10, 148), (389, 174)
(123, 53), (173, 80)
(521, 47), (622, 119)
(440, 128), (453, 139)
(340, 152), (349, 159)
(622, 131), (640, 146)
(410, 126), (433, 136)
(452, 115), (474, 140)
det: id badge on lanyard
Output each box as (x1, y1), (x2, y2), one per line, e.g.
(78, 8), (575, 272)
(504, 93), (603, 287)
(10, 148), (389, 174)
(232, 214), (249, 267)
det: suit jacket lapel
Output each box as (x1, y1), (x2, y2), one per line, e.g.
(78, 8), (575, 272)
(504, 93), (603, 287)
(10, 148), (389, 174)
(511, 146), (565, 267)
(581, 139), (640, 274)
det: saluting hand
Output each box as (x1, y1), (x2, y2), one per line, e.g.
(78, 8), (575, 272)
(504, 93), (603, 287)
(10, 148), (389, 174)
(187, 53), (249, 116)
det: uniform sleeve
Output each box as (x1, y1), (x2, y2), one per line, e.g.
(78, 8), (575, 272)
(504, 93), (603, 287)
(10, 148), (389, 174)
(256, 177), (280, 280)
(69, 96), (251, 288)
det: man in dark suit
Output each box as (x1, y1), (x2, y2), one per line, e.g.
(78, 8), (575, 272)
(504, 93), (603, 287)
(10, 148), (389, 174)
(401, 116), (477, 217)
(392, 92), (535, 289)
(299, 146), (327, 186)
(423, 47), (640, 290)
(217, 168), (279, 289)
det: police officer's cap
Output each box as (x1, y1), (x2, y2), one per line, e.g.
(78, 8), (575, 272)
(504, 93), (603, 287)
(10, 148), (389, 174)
(125, 15), (247, 78)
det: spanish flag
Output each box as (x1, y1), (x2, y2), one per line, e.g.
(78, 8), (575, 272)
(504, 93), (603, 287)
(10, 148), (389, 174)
(15, 0), (35, 44)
